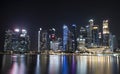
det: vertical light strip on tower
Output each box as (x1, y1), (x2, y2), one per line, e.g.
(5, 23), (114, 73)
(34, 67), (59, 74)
(38, 28), (42, 52)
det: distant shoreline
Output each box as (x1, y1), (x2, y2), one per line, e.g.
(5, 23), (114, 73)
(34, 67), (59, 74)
(0, 50), (120, 56)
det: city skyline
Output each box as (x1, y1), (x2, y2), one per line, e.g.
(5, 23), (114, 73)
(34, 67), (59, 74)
(1, 19), (119, 50)
(0, 0), (120, 50)
(1, 1), (120, 74)
(4, 19), (117, 52)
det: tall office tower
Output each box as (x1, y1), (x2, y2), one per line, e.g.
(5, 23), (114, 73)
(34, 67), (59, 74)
(80, 27), (87, 38)
(41, 30), (49, 50)
(77, 27), (86, 51)
(86, 25), (90, 47)
(109, 34), (118, 51)
(71, 24), (77, 51)
(102, 20), (110, 47)
(63, 25), (69, 51)
(67, 31), (73, 52)
(92, 25), (99, 46)
(89, 19), (94, 43)
(38, 28), (42, 52)
(86, 19), (94, 47)
(4, 28), (30, 52)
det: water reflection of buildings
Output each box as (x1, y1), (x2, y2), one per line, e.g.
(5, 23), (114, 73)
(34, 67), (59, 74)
(48, 55), (60, 74)
(2, 55), (12, 73)
(76, 56), (87, 74)
(71, 56), (77, 74)
(61, 55), (69, 74)
(40, 55), (49, 74)
(2, 54), (26, 74)
(76, 55), (120, 74)
(1, 55), (120, 74)
(86, 56), (112, 74)
(35, 55), (40, 74)
(111, 56), (120, 74)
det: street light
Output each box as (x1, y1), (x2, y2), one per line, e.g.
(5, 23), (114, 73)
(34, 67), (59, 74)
(38, 28), (42, 53)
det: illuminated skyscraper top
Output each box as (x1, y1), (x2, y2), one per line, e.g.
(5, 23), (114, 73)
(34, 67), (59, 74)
(103, 20), (109, 34)
(89, 19), (94, 26)
(102, 20), (110, 47)
(63, 25), (69, 51)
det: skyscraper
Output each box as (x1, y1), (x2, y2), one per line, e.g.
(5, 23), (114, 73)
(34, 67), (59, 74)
(80, 27), (86, 38)
(86, 19), (94, 47)
(63, 25), (69, 51)
(92, 25), (99, 46)
(41, 30), (49, 50)
(109, 34), (118, 51)
(71, 24), (77, 51)
(38, 28), (42, 52)
(102, 20), (110, 47)
(89, 19), (94, 43)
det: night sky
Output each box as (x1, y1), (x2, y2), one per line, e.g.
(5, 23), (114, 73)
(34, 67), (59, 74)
(0, 0), (120, 50)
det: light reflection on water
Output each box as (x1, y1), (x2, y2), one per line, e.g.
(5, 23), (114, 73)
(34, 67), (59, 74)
(35, 55), (40, 74)
(49, 55), (60, 74)
(0, 54), (120, 74)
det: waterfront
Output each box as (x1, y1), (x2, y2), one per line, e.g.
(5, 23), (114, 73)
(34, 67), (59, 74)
(0, 54), (120, 74)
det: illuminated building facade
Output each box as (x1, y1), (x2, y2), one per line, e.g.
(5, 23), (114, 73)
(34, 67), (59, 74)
(89, 19), (94, 45)
(67, 31), (73, 52)
(77, 27), (86, 51)
(50, 41), (60, 51)
(109, 34), (118, 51)
(38, 28), (42, 52)
(77, 35), (86, 51)
(49, 28), (56, 41)
(86, 19), (94, 47)
(92, 25), (99, 46)
(5, 19), (117, 52)
(71, 24), (77, 51)
(98, 32), (102, 46)
(41, 30), (49, 50)
(102, 20), (110, 47)
(4, 28), (30, 52)
(49, 28), (61, 51)
(86, 25), (90, 47)
(63, 25), (69, 51)
(80, 27), (86, 38)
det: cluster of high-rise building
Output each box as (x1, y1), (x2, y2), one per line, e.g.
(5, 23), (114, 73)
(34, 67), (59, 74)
(4, 28), (30, 52)
(37, 19), (118, 52)
(4, 19), (118, 52)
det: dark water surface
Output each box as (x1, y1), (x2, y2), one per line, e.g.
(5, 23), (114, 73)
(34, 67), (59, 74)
(0, 54), (120, 74)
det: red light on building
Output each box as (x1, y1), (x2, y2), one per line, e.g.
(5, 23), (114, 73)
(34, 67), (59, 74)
(51, 34), (55, 39)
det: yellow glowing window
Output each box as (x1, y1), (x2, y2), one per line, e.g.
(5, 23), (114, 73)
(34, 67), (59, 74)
(93, 27), (98, 29)
(103, 25), (108, 28)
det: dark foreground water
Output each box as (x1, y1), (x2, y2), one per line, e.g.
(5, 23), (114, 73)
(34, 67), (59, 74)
(0, 54), (120, 74)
